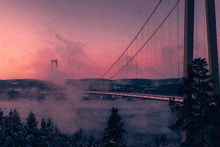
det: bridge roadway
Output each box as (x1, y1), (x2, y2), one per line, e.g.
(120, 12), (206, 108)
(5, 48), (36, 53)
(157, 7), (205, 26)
(80, 91), (183, 102)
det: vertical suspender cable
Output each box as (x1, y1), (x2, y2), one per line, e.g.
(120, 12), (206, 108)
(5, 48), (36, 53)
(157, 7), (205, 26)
(101, 0), (162, 79)
(119, 47), (120, 79)
(154, 21), (156, 79)
(177, 0), (180, 78)
(136, 40), (138, 78)
(169, 10), (173, 79)
(162, 23), (164, 79)
(147, 28), (149, 78)
(216, 0), (219, 62)
(155, 22), (159, 79)
(126, 47), (128, 79)
(150, 27), (152, 79)
(204, 6), (206, 58)
(195, 0), (198, 54)
(161, 24), (163, 79)
(167, 0), (172, 79)
(140, 29), (146, 79)
(131, 42), (133, 79)
(109, 0), (181, 80)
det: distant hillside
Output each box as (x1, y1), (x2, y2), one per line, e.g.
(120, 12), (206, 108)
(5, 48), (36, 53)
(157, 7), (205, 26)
(0, 79), (65, 101)
(0, 79), (57, 91)
(66, 78), (183, 96)
(0, 78), (184, 98)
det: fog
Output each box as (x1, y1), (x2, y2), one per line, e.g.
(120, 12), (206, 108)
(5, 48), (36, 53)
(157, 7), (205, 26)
(0, 79), (181, 145)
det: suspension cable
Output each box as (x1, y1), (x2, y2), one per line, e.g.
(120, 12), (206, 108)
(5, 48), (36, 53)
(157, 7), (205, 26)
(101, 0), (162, 78)
(110, 0), (181, 80)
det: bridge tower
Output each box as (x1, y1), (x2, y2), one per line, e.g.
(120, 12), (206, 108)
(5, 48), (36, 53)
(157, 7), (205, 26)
(205, 0), (219, 95)
(51, 59), (58, 68)
(183, 0), (219, 142)
(184, 0), (219, 94)
(50, 59), (58, 81)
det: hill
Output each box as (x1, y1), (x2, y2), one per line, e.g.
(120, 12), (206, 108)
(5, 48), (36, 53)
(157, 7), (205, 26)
(66, 78), (183, 96)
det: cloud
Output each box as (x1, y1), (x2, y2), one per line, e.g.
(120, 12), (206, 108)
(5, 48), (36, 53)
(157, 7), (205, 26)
(29, 28), (98, 80)
(54, 33), (93, 72)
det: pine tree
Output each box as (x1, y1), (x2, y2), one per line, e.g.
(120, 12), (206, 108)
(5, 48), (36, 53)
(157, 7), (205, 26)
(102, 107), (127, 147)
(155, 137), (159, 147)
(3, 109), (25, 147)
(159, 134), (167, 146)
(25, 111), (41, 147)
(0, 109), (4, 145)
(39, 118), (48, 146)
(88, 133), (95, 147)
(46, 119), (56, 146)
(169, 58), (214, 146)
(46, 119), (54, 132)
(0, 108), (3, 125)
(70, 128), (86, 147)
(41, 119), (46, 130)
(154, 134), (167, 147)
(26, 111), (38, 130)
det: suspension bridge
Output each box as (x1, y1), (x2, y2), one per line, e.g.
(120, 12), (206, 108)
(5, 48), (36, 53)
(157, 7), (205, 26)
(80, 90), (183, 102)
(76, 0), (219, 104)
(51, 0), (219, 142)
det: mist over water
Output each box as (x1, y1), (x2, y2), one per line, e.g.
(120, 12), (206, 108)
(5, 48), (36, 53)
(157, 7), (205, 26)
(0, 80), (181, 146)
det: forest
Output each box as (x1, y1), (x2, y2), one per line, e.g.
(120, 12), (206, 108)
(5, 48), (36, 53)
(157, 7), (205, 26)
(0, 107), (174, 147)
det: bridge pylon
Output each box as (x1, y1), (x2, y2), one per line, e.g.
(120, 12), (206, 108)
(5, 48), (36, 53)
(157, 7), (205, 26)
(183, 0), (219, 143)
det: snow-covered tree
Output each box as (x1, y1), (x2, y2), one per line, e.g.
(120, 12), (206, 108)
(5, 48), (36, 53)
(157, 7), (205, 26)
(25, 111), (41, 147)
(3, 109), (25, 147)
(102, 107), (127, 147)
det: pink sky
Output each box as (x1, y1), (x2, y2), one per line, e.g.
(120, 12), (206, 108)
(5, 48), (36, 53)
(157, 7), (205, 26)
(0, 0), (219, 80)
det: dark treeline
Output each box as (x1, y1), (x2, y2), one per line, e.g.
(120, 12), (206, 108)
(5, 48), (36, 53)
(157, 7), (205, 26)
(0, 109), (72, 147)
(0, 107), (131, 147)
(0, 107), (178, 147)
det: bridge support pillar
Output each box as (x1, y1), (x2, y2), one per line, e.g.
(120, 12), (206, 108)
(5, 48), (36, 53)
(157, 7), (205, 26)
(183, 0), (219, 143)
(184, 0), (194, 78)
(205, 0), (219, 95)
(183, 0), (195, 143)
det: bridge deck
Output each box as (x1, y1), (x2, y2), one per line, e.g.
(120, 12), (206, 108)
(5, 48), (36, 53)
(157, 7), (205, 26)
(80, 91), (183, 102)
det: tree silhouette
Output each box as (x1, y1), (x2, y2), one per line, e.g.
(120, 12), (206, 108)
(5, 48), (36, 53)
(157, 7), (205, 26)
(208, 94), (220, 146)
(154, 134), (167, 147)
(3, 109), (25, 146)
(88, 133), (95, 147)
(25, 111), (41, 147)
(169, 58), (214, 146)
(102, 107), (127, 147)
(41, 119), (46, 130)
(26, 111), (38, 130)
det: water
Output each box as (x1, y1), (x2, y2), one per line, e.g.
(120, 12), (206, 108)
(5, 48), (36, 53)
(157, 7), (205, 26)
(0, 92), (181, 146)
